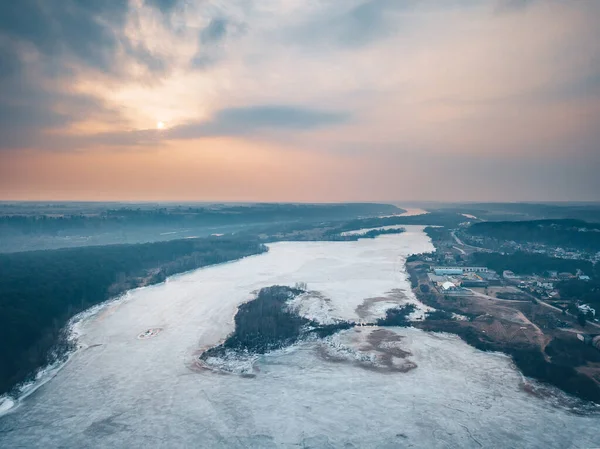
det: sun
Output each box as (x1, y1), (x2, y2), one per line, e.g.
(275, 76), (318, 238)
(156, 121), (165, 130)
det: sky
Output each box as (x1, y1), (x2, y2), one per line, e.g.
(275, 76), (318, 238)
(0, 0), (599, 202)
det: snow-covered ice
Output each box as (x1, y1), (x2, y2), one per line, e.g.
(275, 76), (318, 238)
(1, 225), (599, 448)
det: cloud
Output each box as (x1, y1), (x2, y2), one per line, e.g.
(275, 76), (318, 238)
(0, 0), (129, 72)
(207, 105), (350, 131)
(191, 16), (247, 70)
(145, 0), (180, 13)
(494, 0), (537, 13)
(123, 41), (168, 77)
(2, 0), (600, 201)
(0, 44), (127, 151)
(156, 105), (349, 141)
(285, 0), (418, 49)
(0, 0), (172, 151)
(23, 105), (351, 151)
(200, 18), (229, 44)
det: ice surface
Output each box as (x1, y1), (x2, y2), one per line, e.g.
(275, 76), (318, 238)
(1, 225), (599, 448)
(0, 398), (14, 415)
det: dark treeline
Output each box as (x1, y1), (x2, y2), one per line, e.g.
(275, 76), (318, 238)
(470, 251), (594, 276)
(247, 220), (406, 243)
(424, 226), (453, 243)
(331, 212), (466, 233)
(0, 237), (267, 396)
(0, 203), (402, 236)
(0, 203), (404, 253)
(205, 286), (310, 356)
(376, 304), (416, 326)
(466, 219), (600, 252)
(433, 202), (600, 223)
(556, 279), (600, 312)
(322, 227), (405, 241)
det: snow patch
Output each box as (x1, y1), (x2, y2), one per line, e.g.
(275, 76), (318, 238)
(286, 291), (338, 325)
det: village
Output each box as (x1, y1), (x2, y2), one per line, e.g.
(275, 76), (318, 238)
(424, 263), (596, 320)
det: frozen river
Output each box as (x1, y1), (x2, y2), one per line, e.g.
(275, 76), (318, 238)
(1, 226), (599, 448)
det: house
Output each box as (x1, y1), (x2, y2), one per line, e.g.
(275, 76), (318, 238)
(479, 270), (501, 285)
(433, 266), (489, 276)
(427, 273), (447, 285)
(460, 272), (488, 287)
(434, 267), (464, 276)
(537, 281), (554, 290)
(441, 281), (457, 291)
(578, 304), (596, 316)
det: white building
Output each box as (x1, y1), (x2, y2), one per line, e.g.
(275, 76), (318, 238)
(434, 268), (463, 276)
(433, 266), (488, 276)
(441, 281), (457, 291)
(578, 304), (596, 316)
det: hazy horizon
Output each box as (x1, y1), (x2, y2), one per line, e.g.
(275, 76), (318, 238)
(1, 0), (599, 202)
(1, 199), (600, 206)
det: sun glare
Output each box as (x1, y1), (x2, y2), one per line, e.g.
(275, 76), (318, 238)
(156, 121), (165, 130)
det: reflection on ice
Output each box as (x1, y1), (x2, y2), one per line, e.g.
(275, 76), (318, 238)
(1, 226), (599, 448)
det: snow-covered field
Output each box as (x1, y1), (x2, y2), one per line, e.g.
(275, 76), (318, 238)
(1, 226), (599, 448)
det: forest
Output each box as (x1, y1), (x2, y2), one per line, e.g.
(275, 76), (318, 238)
(329, 212), (466, 232)
(466, 219), (600, 252)
(0, 236), (267, 396)
(432, 202), (600, 223)
(556, 278), (600, 311)
(0, 202), (403, 253)
(0, 203), (401, 235)
(470, 251), (594, 276)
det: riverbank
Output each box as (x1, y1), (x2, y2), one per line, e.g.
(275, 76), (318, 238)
(0, 237), (268, 398)
(4, 228), (600, 448)
(407, 260), (600, 404)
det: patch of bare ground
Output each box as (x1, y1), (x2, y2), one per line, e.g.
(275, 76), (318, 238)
(407, 259), (600, 404)
(578, 364), (600, 384)
(355, 289), (410, 319)
(317, 327), (417, 374)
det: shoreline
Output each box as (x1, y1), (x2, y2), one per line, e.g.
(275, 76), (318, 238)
(406, 260), (600, 406)
(0, 249), (270, 417)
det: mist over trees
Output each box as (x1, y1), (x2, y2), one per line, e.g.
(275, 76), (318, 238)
(0, 203), (403, 252)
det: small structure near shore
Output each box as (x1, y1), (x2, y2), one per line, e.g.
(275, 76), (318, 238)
(577, 333), (600, 351)
(441, 281), (457, 291)
(433, 266), (489, 275)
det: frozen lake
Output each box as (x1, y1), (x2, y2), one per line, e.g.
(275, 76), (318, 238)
(1, 226), (599, 448)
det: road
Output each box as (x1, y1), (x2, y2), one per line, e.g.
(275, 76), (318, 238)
(451, 230), (600, 330)
(451, 231), (489, 252)
(536, 297), (600, 330)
